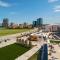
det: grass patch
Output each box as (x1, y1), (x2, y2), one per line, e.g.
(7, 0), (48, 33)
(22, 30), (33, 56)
(0, 43), (30, 60)
(0, 28), (32, 36)
(50, 40), (60, 44)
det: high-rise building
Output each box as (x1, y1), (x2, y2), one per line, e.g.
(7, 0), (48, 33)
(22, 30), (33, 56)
(37, 18), (43, 27)
(33, 21), (37, 27)
(2, 18), (9, 28)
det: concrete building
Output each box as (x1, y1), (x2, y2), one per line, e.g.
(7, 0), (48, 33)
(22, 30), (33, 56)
(44, 24), (60, 32)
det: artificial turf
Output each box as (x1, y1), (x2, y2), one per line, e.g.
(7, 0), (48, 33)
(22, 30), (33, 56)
(0, 43), (30, 60)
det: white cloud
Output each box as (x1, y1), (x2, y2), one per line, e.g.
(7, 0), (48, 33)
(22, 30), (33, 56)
(10, 12), (16, 15)
(55, 10), (60, 12)
(54, 5), (60, 12)
(48, 0), (58, 3)
(0, 0), (11, 7)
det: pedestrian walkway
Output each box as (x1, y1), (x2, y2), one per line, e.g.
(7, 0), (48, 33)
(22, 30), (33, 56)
(48, 40), (60, 60)
(51, 45), (60, 60)
(0, 39), (16, 48)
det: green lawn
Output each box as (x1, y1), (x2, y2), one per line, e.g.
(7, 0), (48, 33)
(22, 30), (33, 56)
(0, 28), (32, 36)
(50, 40), (60, 44)
(0, 43), (30, 60)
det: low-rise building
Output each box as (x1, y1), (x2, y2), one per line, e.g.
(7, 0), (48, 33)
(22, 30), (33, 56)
(19, 24), (24, 28)
(44, 24), (60, 32)
(9, 23), (18, 29)
(27, 24), (33, 29)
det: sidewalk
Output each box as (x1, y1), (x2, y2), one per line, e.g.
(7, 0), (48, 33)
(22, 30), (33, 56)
(52, 45), (60, 60)
(0, 39), (16, 48)
(48, 39), (60, 60)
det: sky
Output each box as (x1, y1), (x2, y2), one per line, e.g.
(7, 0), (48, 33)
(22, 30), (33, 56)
(0, 0), (60, 24)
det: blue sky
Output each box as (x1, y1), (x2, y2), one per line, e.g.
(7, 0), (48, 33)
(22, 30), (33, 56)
(0, 0), (60, 24)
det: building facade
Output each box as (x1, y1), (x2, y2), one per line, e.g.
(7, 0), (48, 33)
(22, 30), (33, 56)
(37, 18), (43, 27)
(32, 18), (43, 29)
(33, 21), (37, 27)
(2, 18), (9, 28)
(44, 24), (60, 32)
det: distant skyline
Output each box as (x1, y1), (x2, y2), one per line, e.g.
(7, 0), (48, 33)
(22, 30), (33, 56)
(0, 0), (60, 24)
